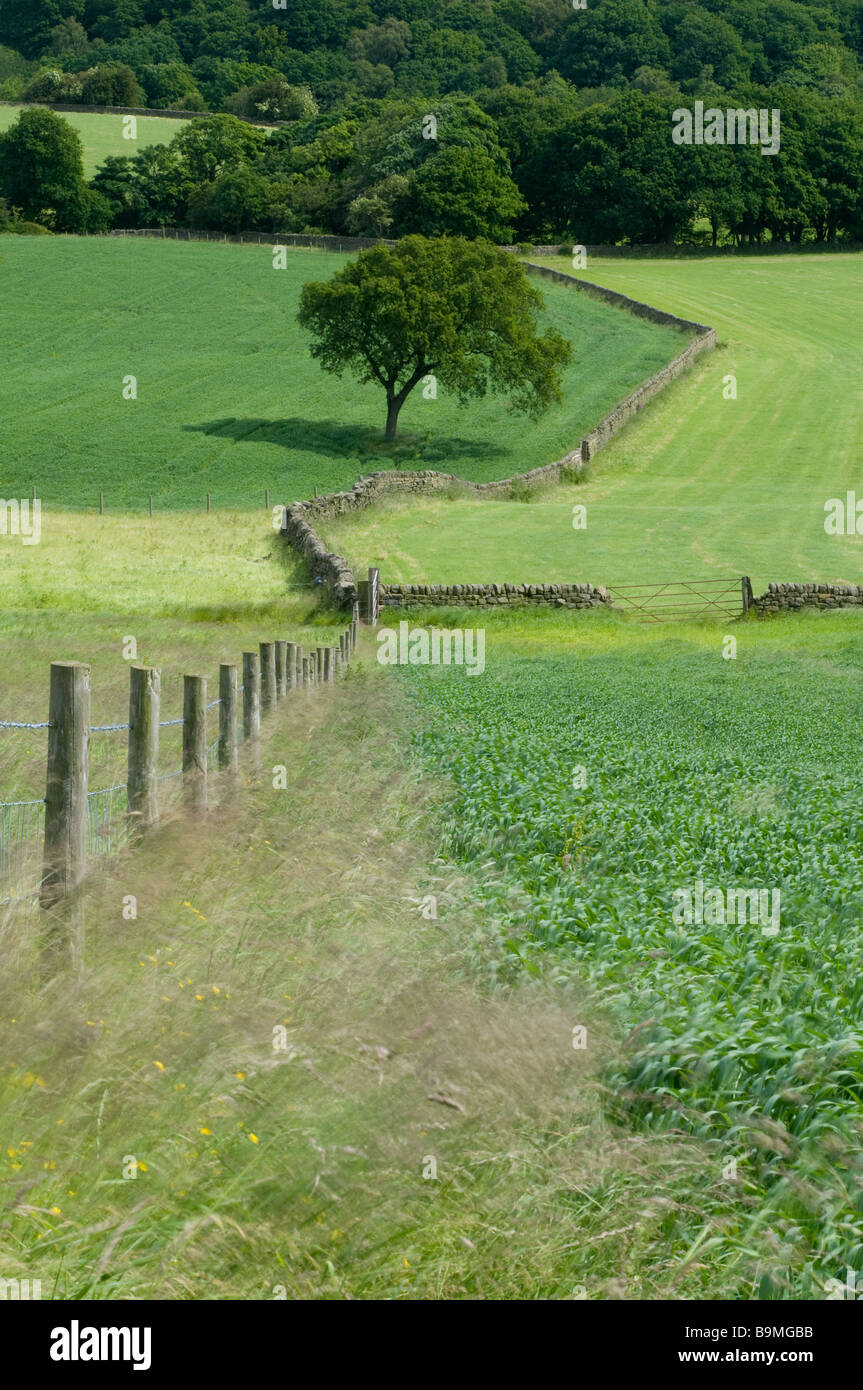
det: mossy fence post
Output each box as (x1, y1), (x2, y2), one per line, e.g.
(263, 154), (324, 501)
(260, 641), (277, 715)
(128, 665), (160, 830)
(275, 640), (288, 699)
(219, 663), (238, 774)
(23, 624), (355, 942)
(285, 642), (298, 691)
(183, 675), (207, 812)
(40, 661), (90, 912)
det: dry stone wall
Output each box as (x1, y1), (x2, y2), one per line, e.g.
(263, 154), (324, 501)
(1, 99), (275, 125)
(278, 259), (718, 609)
(379, 582), (610, 610)
(280, 504), (357, 608)
(753, 583), (863, 614)
(525, 263), (717, 462)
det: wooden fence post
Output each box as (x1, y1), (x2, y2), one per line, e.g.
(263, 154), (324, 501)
(302, 656), (310, 687)
(294, 644), (303, 687)
(243, 651), (261, 740)
(323, 647), (333, 684)
(128, 665), (160, 830)
(260, 641), (277, 716)
(367, 568), (379, 625)
(741, 576), (753, 614)
(218, 663), (238, 774)
(40, 661), (90, 909)
(285, 641), (297, 691)
(316, 647), (325, 682)
(182, 675), (207, 812)
(275, 640), (288, 699)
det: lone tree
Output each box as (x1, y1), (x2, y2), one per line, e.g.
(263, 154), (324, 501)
(297, 236), (572, 440)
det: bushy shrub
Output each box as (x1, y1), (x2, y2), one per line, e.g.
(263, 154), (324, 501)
(4, 219), (53, 234)
(0, 76), (26, 101)
(226, 80), (318, 123)
(21, 69), (80, 103)
(0, 44), (29, 82)
(79, 65), (144, 108)
(187, 168), (272, 232)
(139, 64), (207, 112)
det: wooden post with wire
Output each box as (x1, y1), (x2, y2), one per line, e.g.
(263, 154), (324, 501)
(128, 665), (160, 830)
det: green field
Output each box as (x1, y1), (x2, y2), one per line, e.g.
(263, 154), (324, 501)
(0, 104), (190, 177)
(0, 237), (685, 511)
(0, 510), (344, 805)
(323, 253), (863, 593)
(400, 606), (863, 1294)
(3, 235), (863, 1301)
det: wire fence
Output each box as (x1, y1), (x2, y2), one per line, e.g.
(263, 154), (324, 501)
(1, 705), (231, 906)
(0, 629), (354, 914)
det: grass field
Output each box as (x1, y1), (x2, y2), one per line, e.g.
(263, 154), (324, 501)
(0, 511), (343, 804)
(0, 653), (759, 1301)
(0, 237), (685, 511)
(0, 104), (190, 178)
(322, 252), (863, 593)
(399, 606), (863, 1295)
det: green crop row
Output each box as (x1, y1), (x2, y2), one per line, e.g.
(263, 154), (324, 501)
(404, 611), (863, 1295)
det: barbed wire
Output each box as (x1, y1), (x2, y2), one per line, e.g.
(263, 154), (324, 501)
(3, 696), (227, 734)
(3, 679), (269, 900)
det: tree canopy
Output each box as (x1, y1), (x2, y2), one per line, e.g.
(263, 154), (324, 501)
(297, 235), (572, 438)
(1, 0), (862, 246)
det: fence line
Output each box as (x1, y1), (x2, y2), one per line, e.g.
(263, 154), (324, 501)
(0, 612), (360, 910)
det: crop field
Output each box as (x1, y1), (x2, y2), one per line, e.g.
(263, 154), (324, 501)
(0, 104), (190, 177)
(397, 606), (863, 1294)
(0, 237), (684, 511)
(322, 253), (863, 593)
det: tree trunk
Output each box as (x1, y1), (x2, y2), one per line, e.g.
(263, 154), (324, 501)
(385, 395), (401, 440)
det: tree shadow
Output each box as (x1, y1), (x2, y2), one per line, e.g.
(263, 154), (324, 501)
(183, 417), (507, 467)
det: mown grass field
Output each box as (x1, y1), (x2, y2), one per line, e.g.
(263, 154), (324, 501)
(323, 253), (863, 593)
(0, 104), (190, 178)
(0, 237), (684, 510)
(398, 606), (863, 1295)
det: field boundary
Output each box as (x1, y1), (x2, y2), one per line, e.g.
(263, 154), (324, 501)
(276, 258), (716, 604)
(0, 618), (358, 913)
(0, 100), (277, 127)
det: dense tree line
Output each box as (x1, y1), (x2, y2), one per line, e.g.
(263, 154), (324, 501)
(1, 0), (862, 245)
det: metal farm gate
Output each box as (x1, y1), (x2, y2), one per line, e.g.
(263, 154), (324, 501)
(604, 576), (750, 623)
